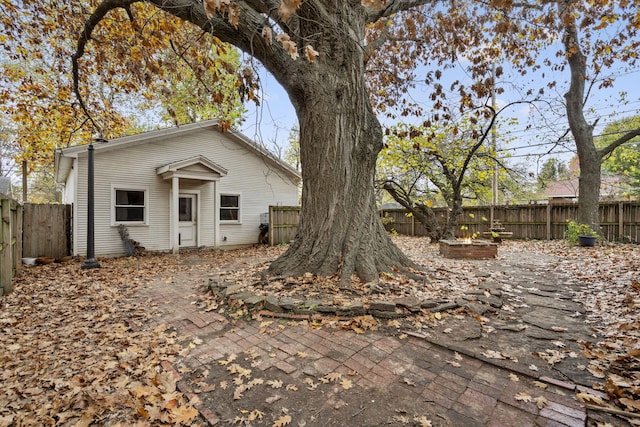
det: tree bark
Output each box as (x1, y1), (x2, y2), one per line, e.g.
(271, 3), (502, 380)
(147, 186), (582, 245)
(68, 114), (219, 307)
(382, 181), (450, 241)
(265, 3), (413, 283)
(562, 4), (602, 230)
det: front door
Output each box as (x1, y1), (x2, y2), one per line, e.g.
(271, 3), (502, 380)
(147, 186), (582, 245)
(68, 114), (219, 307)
(178, 194), (197, 247)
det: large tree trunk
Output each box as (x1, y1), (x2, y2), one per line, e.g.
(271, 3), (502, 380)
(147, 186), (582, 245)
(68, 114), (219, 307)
(562, 3), (602, 231)
(268, 68), (412, 283)
(267, 4), (413, 283)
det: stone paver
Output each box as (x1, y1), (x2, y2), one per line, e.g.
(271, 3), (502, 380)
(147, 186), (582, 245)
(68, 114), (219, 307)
(134, 267), (597, 426)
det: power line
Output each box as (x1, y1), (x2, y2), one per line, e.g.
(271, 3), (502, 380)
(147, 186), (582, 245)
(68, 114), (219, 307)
(498, 127), (640, 152)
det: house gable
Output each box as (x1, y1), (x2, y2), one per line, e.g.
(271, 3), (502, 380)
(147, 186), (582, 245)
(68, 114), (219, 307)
(157, 155), (228, 182)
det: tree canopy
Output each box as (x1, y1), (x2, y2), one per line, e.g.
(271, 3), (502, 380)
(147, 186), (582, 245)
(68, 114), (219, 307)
(600, 116), (640, 194)
(378, 116), (502, 240)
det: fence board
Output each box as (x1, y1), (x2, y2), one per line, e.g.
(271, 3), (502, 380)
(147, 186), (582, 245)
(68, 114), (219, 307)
(1, 197), (22, 295)
(269, 206), (301, 245)
(22, 204), (71, 259)
(269, 201), (640, 245)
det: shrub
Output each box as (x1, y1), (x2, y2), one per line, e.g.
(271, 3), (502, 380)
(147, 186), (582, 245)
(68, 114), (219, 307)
(565, 220), (598, 245)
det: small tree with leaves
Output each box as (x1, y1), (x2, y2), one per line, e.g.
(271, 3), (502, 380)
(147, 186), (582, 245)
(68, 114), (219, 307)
(378, 110), (504, 241)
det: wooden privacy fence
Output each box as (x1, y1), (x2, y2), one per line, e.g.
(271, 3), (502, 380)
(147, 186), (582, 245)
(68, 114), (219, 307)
(384, 201), (640, 242)
(22, 203), (72, 259)
(269, 205), (300, 246)
(1, 197), (22, 295)
(269, 201), (640, 245)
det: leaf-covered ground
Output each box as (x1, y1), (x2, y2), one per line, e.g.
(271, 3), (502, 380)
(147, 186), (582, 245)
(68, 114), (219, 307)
(1, 238), (639, 425)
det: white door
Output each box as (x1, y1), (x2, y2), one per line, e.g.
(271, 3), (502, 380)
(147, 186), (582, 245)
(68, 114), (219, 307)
(178, 194), (197, 247)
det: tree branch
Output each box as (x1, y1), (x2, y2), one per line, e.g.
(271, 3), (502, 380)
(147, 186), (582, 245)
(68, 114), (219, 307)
(368, 0), (433, 22)
(599, 127), (640, 158)
(72, 0), (139, 134)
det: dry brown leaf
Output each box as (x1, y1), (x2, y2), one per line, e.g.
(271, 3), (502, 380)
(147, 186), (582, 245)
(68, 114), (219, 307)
(267, 379), (283, 389)
(514, 392), (533, 403)
(233, 385), (246, 400)
(533, 396), (548, 409)
(509, 374), (519, 382)
(403, 377), (417, 386)
(169, 405), (199, 423)
(272, 414), (292, 427)
(576, 392), (605, 405)
(587, 362), (607, 378)
(482, 350), (508, 360)
(304, 45), (319, 62)
(414, 415), (432, 427)
(341, 379), (353, 389)
(620, 398), (640, 412)
(248, 410), (265, 421)
(320, 372), (342, 383)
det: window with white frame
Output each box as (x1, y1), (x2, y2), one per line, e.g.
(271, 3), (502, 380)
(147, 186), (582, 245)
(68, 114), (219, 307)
(220, 194), (240, 222)
(113, 188), (147, 224)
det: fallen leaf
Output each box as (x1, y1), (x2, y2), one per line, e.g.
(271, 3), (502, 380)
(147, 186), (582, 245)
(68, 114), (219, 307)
(248, 409), (265, 421)
(576, 392), (605, 405)
(533, 396), (548, 409)
(587, 363), (607, 379)
(267, 379), (283, 389)
(514, 392), (533, 403)
(414, 415), (432, 427)
(509, 374), (519, 382)
(403, 377), (416, 386)
(272, 414), (292, 427)
(266, 395), (282, 404)
(482, 350), (508, 360)
(320, 372), (342, 383)
(341, 379), (353, 389)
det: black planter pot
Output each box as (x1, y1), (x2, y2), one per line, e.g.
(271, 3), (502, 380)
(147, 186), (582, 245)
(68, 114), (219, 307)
(578, 235), (597, 247)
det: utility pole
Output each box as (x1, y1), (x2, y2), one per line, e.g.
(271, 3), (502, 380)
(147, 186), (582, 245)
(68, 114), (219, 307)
(82, 140), (101, 269)
(490, 63), (498, 227)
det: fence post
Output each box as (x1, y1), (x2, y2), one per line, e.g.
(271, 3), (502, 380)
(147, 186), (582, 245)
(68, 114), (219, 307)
(268, 205), (274, 246)
(546, 204), (551, 240)
(1, 199), (13, 295)
(13, 203), (22, 277)
(619, 201), (624, 241)
(411, 214), (415, 236)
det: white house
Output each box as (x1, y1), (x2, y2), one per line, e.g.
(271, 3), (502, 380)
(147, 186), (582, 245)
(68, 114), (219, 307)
(54, 120), (301, 257)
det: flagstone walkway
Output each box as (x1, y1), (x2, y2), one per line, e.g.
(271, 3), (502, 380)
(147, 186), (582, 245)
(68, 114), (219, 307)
(133, 247), (623, 426)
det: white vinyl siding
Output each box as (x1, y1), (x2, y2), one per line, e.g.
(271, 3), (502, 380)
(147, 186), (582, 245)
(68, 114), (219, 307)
(69, 126), (299, 256)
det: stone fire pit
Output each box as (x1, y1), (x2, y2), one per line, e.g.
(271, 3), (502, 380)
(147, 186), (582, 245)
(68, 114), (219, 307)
(439, 239), (498, 259)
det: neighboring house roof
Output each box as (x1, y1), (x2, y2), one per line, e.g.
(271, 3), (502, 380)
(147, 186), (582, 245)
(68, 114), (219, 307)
(544, 179), (579, 198)
(54, 119), (301, 184)
(543, 176), (627, 199)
